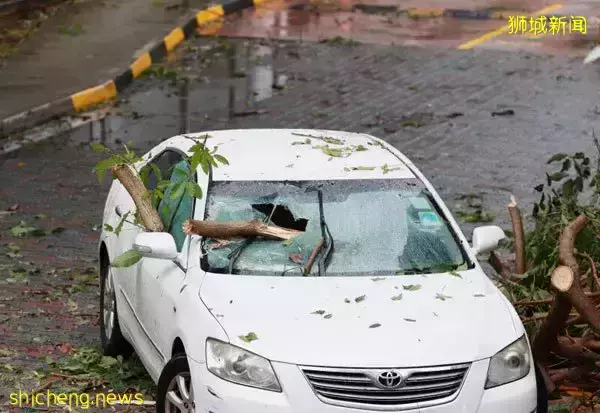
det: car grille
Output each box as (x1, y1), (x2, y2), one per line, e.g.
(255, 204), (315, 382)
(301, 363), (470, 410)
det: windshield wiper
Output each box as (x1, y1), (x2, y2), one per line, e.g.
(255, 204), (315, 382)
(316, 189), (334, 276)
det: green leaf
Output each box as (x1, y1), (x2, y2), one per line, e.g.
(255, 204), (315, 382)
(547, 153), (568, 163)
(449, 270), (462, 278)
(354, 295), (366, 303)
(573, 152), (585, 159)
(391, 294), (403, 301)
(238, 332), (258, 343)
(344, 166), (376, 171)
(92, 158), (120, 184)
(111, 249), (143, 268)
(354, 145), (367, 151)
(560, 158), (571, 172)
(402, 284), (421, 291)
(322, 137), (345, 145)
(170, 182), (186, 200)
(435, 293), (452, 301)
(214, 154), (229, 165)
(114, 212), (130, 236)
(292, 139), (311, 145)
(189, 183), (203, 200)
(90, 143), (109, 153)
(10, 221), (46, 237)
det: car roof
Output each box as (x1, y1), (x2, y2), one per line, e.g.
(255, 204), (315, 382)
(174, 129), (416, 181)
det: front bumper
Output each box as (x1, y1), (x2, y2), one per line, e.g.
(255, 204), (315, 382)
(188, 357), (537, 413)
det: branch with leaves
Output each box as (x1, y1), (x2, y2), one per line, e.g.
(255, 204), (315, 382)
(91, 136), (229, 267)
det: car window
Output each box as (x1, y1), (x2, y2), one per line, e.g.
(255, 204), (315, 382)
(201, 179), (469, 276)
(157, 160), (193, 252)
(141, 150), (184, 192)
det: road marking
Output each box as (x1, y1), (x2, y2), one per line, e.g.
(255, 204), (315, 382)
(457, 3), (564, 50)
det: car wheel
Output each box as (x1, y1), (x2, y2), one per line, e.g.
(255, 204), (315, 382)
(156, 354), (195, 413)
(534, 362), (548, 413)
(99, 254), (132, 357)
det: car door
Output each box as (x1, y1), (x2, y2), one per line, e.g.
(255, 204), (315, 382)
(135, 157), (194, 367)
(115, 148), (183, 323)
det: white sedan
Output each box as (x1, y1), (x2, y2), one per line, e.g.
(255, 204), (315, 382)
(98, 129), (547, 413)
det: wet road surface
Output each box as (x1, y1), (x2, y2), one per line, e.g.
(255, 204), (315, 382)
(3, 6), (600, 409)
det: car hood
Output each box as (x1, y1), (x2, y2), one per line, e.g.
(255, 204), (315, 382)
(199, 270), (519, 367)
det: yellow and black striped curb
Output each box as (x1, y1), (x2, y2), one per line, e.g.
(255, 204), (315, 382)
(0, 0), (268, 139)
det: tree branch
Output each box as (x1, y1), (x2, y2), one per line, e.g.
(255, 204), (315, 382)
(508, 195), (527, 274)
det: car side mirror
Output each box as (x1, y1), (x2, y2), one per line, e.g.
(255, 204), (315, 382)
(471, 225), (506, 255)
(133, 232), (178, 260)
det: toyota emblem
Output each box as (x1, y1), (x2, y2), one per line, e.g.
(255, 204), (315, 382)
(377, 371), (404, 389)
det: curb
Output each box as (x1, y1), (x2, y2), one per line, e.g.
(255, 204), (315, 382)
(0, 0), (268, 139)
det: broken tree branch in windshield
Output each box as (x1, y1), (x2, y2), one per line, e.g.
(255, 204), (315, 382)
(183, 218), (304, 240)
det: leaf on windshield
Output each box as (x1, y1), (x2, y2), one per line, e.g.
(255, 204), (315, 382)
(449, 270), (462, 278)
(435, 293), (452, 301)
(354, 295), (366, 303)
(324, 313), (333, 319)
(391, 294), (403, 301)
(311, 310), (326, 315)
(402, 284), (421, 291)
(474, 293), (486, 298)
(371, 277), (385, 282)
(403, 318), (416, 322)
(239, 332), (259, 343)
(369, 323), (381, 328)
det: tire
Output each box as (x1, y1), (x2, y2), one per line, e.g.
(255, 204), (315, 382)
(99, 252), (132, 357)
(156, 354), (195, 413)
(534, 362), (549, 413)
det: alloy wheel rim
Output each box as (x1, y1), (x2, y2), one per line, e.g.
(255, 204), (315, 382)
(165, 372), (195, 413)
(103, 267), (115, 340)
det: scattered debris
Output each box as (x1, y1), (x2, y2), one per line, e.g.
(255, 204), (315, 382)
(354, 295), (366, 303)
(311, 310), (326, 315)
(369, 323), (381, 328)
(391, 294), (403, 301)
(402, 284), (421, 291)
(491, 109), (515, 117)
(239, 332), (259, 343)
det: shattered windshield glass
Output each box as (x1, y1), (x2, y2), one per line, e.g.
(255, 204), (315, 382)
(200, 179), (468, 276)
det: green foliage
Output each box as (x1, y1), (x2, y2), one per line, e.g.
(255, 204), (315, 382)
(111, 249), (143, 268)
(91, 135), (229, 268)
(45, 346), (153, 393)
(525, 136), (600, 292)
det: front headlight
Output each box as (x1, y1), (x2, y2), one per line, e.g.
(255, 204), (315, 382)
(485, 335), (531, 389)
(206, 338), (281, 392)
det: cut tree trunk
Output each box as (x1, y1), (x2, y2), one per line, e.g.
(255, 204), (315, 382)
(532, 216), (588, 364)
(508, 195), (527, 274)
(183, 219), (303, 240)
(112, 165), (164, 232)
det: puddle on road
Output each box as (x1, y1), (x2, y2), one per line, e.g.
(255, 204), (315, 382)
(30, 38), (288, 151)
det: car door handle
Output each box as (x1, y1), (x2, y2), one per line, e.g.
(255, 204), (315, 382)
(115, 205), (123, 217)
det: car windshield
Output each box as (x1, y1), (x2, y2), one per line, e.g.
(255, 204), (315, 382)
(200, 179), (468, 276)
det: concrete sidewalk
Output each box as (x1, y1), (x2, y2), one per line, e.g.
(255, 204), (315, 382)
(0, 0), (211, 119)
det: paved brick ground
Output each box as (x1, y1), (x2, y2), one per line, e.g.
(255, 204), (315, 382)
(2, 37), (600, 409)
